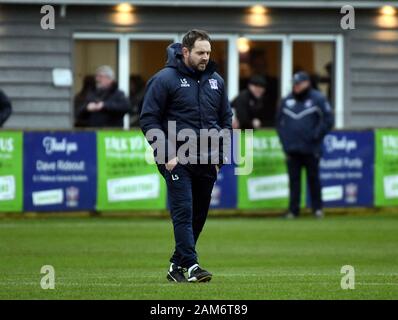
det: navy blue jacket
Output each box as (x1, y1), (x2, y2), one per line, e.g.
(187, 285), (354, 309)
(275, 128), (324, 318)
(276, 89), (334, 155)
(0, 89), (12, 127)
(140, 43), (233, 164)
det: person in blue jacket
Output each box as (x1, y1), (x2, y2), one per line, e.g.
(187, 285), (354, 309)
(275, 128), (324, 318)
(276, 71), (334, 219)
(140, 30), (233, 283)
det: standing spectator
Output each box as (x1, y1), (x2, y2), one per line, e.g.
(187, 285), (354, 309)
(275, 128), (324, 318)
(74, 75), (95, 127)
(76, 66), (131, 128)
(276, 71), (334, 219)
(232, 75), (267, 129)
(0, 89), (12, 127)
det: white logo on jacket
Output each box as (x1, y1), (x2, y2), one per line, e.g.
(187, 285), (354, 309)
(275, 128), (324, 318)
(180, 78), (190, 87)
(305, 99), (313, 108)
(286, 99), (296, 108)
(209, 78), (218, 90)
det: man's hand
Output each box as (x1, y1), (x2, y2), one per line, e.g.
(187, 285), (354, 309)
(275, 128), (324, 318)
(87, 102), (97, 112)
(165, 157), (178, 172)
(96, 101), (104, 110)
(87, 102), (104, 112)
(252, 118), (262, 128)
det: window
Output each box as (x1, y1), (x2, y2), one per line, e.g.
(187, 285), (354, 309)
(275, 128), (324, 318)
(74, 40), (118, 97)
(293, 41), (335, 107)
(73, 39), (118, 127)
(211, 40), (228, 86)
(237, 40), (282, 128)
(73, 33), (343, 129)
(129, 39), (173, 126)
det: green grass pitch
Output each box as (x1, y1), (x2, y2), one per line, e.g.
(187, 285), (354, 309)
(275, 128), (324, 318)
(0, 213), (397, 299)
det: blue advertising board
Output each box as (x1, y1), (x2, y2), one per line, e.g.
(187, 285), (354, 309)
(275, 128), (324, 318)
(23, 132), (97, 211)
(307, 131), (374, 208)
(210, 163), (237, 209)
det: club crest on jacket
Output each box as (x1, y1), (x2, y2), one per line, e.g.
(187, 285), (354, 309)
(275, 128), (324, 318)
(209, 79), (218, 90)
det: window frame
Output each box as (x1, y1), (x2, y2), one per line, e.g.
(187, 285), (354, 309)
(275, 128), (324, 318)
(73, 32), (178, 129)
(288, 34), (344, 128)
(73, 32), (344, 129)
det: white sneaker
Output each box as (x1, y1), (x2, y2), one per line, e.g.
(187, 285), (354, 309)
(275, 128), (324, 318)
(187, 264), (212, 282)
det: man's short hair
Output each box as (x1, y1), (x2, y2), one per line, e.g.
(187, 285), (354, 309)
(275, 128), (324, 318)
(96, 65), (115, 80)
(182, 29), (211, 51)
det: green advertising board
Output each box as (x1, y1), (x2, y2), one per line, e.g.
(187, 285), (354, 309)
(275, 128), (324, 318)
(375, 129), (398, 207)
(97, 131), (166, 210)
(237, 130), (305, 209)
(0, 132), (23, 212)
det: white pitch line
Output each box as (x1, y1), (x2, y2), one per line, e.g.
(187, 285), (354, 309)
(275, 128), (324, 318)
(0, 281), (180, 287)
(2, 272), (398, 280)
(1, 280), (398, 288)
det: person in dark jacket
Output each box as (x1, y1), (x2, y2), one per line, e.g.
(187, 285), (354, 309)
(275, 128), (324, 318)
(76, 66), (131, 128)
(0, 89), (12, 127)
(140, 29), (233, 283)
(276, 71), (334, 219)
(232, 75), (267, 129)
(74, 75), (96, 127)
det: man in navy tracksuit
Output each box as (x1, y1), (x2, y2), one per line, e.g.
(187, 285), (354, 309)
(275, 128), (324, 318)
(276, 72), (334, 219)
(140, 30), (232, 282)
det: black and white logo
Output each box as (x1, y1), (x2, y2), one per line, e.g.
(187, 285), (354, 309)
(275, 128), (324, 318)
(180, 78), (190, 88)
(209, 78), (218, 90)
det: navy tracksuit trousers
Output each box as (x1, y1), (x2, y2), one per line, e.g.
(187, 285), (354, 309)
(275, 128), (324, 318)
(286, 152), (322, 216)
(158, 163), (218, 268)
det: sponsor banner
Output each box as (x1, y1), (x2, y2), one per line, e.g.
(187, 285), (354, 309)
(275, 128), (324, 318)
(375, 130), (398, 206)
(0, 132), (23, 212)
(310, 131), (374, 208)
(107, 175), (160, 202)
(210, 163), (237, 209)
(237, 130), (305, 209)
(96, 131), (166, 210)
(247, 174), (288, 201)
(23, 132), (97, 211)
(322, 185), (344, 202)
(32, 189), (64, 206)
